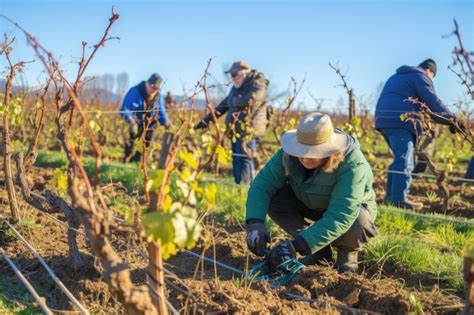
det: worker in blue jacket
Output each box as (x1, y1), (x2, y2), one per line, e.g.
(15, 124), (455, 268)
(120, 73), (169, 162)
(375, 59), (464, 209)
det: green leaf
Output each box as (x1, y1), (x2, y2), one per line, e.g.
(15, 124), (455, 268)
(134, 138), (143, 153)
(446, 163), (453, 173)
(89, 120), (101, 133)
(146, 169), (165, 193)
(142, 212), (177, 259)
(351, 117), (361, 126)
(52, 168), (68, 194)
(216, 145), (231, 165)
(179, 168), (193, 182)
(150, 142), (161, 155)
(142, 203), (202, 260)
(170, 203), (202, 250)
(163, 194), (173, 211)
(176, 179), (196, 205)
(179, 151), (198, 170)
(117, 204), (135, 225)
(203, 183), (217, 208)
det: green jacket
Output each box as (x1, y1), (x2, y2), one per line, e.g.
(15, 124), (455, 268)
(246, 142), (377, 254)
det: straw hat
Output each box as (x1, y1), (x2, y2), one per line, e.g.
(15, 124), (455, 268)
(280, 112), (348, 159)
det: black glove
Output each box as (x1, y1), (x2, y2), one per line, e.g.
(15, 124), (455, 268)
(268, 240), (296, 271)
(194, 121), (207, 130)
(129, 121), (139, 138)
(450, 120), (467, 134)
(246, 221), (270, 257)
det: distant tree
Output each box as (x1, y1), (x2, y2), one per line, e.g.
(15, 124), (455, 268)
(116, 72), (129, 97)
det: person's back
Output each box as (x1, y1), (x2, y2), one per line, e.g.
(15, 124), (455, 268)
(120, 73), (169, 162)
(375, 64), (451, 136)
(194, 60), (269, 184)
(223, 69), (269, 137)
(374, 59), (458, 210)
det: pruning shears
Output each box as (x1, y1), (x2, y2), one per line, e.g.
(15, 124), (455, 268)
(246, 250), (305, 288)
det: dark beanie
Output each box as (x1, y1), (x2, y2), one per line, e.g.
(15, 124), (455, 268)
(418, 59), (437, 77)
(148, 73), (163, 85)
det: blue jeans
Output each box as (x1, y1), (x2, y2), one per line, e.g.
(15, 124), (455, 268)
(379, 128), (415, 203)
(231, 137), (257, 184)
(466, 157), (474, 179)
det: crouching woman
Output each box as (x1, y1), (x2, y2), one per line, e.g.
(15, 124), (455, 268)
(245, 112), (378, 272)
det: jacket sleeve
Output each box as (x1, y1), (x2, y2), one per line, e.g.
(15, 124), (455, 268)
(232, 78), (267, 110)
(298, 163), (368, 253)
(154, 95), (169, 126)
(202, 95), (231, 125)
(120, 88), (139, 124)
(414, 75), (455, 125)
(246, 150), (287, 222)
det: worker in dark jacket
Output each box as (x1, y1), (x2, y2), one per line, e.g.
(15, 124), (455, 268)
(195, 61), (269, 184)
(466, 157), (474, 180)
(120, 73), (169, 162)
(375, 59), (461, 210)
(246, 112), (378, 273)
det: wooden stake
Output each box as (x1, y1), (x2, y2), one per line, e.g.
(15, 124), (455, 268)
(147, 241), (167, 314)
(147, 131), (178, 315)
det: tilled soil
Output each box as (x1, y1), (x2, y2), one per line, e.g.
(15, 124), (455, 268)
(0, 206), (465, 314)
(166, 223), (464, 314)
(373, 172), (474, 218)
(0, 164), (469, 314)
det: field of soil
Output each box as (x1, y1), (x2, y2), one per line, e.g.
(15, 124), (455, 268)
(0, 163), (468, 314)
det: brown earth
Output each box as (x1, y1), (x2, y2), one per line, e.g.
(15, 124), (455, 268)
(0, 204), (465, 314)
(373, 171), (474, 218)
(0, 163), (469, 314)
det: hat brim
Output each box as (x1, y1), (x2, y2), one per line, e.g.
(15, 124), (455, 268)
(224, 67), (249, 74)
(225, 68), (239, 74)
(280, 129), (348, 159)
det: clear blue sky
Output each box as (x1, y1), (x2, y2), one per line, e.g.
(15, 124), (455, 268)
(1, 0), (473, 111)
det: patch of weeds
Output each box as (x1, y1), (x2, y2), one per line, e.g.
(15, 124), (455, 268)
(98, 162), (142, 193)
(19, 218), (40, 230)
(365, 235), (463, 289)
(34, 151), (67, 168)
(0, 275), (43, 314)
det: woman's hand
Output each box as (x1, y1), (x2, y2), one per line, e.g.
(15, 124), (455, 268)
(268, 240), (296, 271)
(246, 221), (270, 257)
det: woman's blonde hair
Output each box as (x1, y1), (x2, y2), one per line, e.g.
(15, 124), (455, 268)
(321, 150), (345, 173)
(282, 150), (345, 176)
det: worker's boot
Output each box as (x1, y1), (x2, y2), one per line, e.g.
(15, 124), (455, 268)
(299, 245), (334, 266)
(335, 248), (359, 273)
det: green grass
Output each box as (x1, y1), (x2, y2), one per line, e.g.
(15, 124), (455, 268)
(100, 146), (124, 160)
(365, 235), (463, 288)
(0, 275), (43, 314)
(366, 206), (474, 290)
(35, 151), (68, 168)
(96, 162), (143, 192)
(202, 178), (247, 222)
(376, 206), (474, 254)
(35, 151), (143, 192)
(5, 218), (41, 239)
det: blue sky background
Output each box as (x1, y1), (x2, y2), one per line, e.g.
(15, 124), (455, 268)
(1, 0), (473, 111)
